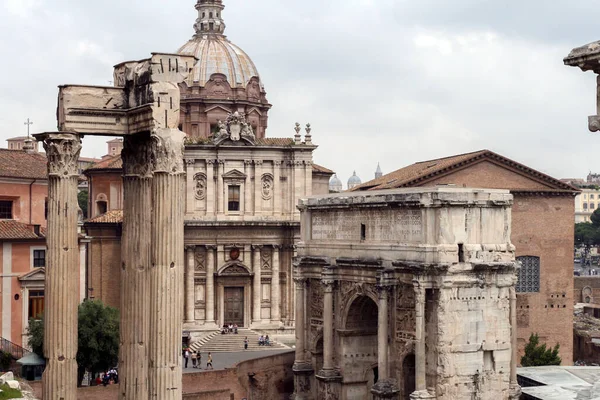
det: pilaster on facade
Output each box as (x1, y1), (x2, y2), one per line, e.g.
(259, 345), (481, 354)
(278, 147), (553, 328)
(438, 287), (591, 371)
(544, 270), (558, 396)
(253, 160), (263, 216)
(204, 245), (217, 327)
(244, 160), (253, 216)
(206, 159), (216, 215)
(252, 244), (263, 324)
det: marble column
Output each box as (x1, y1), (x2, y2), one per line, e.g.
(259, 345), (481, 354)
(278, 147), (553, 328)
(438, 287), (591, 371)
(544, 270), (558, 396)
(509, 287), (522, 399)
(292, 276), (313, 400)
(185, 245), (195, 323)
(205, 245), (216, 326)
(411, 285), (429, 400)
(217, 160), (224, 214)
(119, 134), (153, 400)
(254, 160), (263, 215)
(271, 245), (281, 323)
(40, 133), (81, 400)
(206, 160), (215, 216)
(372, 278), (399, 399)
(148, 129), (186, 399)
(244, 160), (252, 215)
(252, 245), (262, 324)
(321, 278), (335, 374)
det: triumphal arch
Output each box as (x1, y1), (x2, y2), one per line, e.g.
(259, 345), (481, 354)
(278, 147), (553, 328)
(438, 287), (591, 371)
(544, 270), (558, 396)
(35, 53), (197, 399)
(292, 188), (522, 400)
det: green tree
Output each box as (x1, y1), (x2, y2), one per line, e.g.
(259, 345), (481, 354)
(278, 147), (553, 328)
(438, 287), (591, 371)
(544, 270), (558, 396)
(520, 333), (561, 367)
(77, 190), (88, 219)
(575, 209), (600, 263)
(26, 300), (119, 386)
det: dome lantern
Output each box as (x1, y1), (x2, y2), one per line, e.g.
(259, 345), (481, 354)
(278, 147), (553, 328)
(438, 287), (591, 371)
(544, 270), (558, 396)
(194, 0), (226, 36)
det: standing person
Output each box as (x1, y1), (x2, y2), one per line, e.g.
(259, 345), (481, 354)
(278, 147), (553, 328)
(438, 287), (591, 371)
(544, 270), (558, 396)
(244, 336), (248, 350)
(197, 351), (202, 369)
(191, 350), (197, 368)
(184, 348), (190, 369)
(206, 352), (213, 370)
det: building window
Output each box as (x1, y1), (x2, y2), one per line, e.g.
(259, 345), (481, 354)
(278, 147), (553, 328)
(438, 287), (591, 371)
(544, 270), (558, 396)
(593, 203), (596, 210)
(97, 201), (107, 215)
(33, 250), (46, 268)
(0, 200), (13, 219)
(209, 22), (214, 30)
(584, 203), (588, 210)
(585, 194), (588, 199)
(28, 290), (44, 319)
(228, 185), (240, 211)
(516, 256), (540, 293)
(592, 194), (596, 199)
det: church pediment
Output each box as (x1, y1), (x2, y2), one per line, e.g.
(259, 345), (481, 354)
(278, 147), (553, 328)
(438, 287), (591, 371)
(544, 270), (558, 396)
(19, 268), (45, 283)
(218, 262), (251, 276)
(222, 169), (247, 179)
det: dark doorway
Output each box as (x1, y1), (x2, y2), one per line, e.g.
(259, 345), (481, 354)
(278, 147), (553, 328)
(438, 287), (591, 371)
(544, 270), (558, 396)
(403, 354), (416, 399)
(224, 287), (244, 326)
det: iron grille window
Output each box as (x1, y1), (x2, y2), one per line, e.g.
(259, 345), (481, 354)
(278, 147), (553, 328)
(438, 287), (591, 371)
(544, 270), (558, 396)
(0, 201), (12, 219)
(516, 256), (540, 293)
(228, 186), (240, 211)
(33, 250), (46, 268)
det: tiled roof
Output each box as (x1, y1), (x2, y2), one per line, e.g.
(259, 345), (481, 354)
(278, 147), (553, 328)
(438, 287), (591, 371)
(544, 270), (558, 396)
(0, 220), (45, 240)
(256, 138), (295, 146)
(0, 149), (47, 180)
(85, 155), (122, 172)
(313, 163), (334, 174)
(7, 136), (29, 141)
(86, 210), (123, 224)
(352, 150), (578, 192)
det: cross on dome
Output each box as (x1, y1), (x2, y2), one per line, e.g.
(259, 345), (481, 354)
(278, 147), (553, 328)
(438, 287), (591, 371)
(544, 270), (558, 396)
(194, 0), (226, 36)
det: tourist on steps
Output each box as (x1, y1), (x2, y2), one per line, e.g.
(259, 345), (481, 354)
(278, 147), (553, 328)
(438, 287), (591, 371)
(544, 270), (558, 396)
(206, 352), (213, 370)
(184, 348), (190, 368)
(244, 336), (249, 350)
(191, 350), (197, 368)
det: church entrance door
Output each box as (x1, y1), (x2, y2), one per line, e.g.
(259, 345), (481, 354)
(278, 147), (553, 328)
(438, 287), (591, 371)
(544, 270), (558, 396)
(224, 287), (244, 327)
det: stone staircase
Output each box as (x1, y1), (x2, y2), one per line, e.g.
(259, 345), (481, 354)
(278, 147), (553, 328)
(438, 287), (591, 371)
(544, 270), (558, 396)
(190, 329), (289, 353)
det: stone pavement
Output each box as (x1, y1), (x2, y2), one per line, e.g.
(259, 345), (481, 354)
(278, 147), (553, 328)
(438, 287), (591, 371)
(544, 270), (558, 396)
(183, 348), (290, 372)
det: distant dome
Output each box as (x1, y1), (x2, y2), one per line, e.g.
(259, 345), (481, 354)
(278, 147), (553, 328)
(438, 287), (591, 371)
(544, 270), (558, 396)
(348, 171), (362, 189)
(329, 174), (343, 193)
(177, 0), (262, 89)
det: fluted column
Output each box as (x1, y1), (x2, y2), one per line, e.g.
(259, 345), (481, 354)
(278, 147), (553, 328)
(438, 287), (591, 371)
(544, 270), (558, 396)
(40, 133), (81, 400)
(206, 160), (215, 216)
(244, 160), (252, 215)
(412, 285), (427, 397)
(119, 134), (153, 400)
(252, 245), (262, 324)
(185, 245), (195, 323)
(217, 160), (224, 214)
(271, 245), (281, 323)
(509, 286), (522, 399)
(148, 129), (186, 399)
(320, 278), (335, 374)
(205, 245), (216, 325)
(293, 277), (307, 364)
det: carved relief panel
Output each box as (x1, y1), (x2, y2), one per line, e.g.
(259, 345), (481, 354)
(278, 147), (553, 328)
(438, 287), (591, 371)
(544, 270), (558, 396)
(395, 283), (416, 342)
(194, 247), (206, 273)
(261, 247), (272, 272)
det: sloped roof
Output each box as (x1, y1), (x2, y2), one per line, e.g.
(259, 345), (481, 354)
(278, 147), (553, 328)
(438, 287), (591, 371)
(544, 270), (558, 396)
(0, 149), (47, 180)
(85, 154), (122, 172)
(0, 220), (45, 240)
(86, 210), (123, 224)
(255, 138), (295, 146)
(352, 150), (578, 193)
(313, 163), (334, 174)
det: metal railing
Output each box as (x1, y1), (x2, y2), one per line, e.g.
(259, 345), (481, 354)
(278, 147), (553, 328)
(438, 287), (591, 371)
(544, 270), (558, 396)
(0, 337), (31, 360)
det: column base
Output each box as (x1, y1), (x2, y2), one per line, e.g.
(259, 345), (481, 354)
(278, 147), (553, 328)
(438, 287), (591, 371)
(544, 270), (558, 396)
(509, 383), (522, 400)
(315, 368), (341, 380)
(410, 389), (436, 399)
(316, 371), (341, 400)
(293, 362), (314, 400)
(371, 379), (400, 399)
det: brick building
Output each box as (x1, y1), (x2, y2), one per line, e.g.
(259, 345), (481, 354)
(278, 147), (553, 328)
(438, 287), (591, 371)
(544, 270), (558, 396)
(352, 149), (578, 362)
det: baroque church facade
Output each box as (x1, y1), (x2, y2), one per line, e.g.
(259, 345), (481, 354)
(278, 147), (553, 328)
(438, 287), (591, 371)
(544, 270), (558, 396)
(83, 0), (333, 336)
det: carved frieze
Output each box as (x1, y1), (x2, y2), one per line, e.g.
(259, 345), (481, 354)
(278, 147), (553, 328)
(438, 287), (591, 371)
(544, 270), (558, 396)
(194, 173), (207, 200)
(42, 133), (82, 177)
(221, 265), (249, 275)
(261, 174), (274, 200)
(395, 284), (416, 342)
(310, 278), (324, 319)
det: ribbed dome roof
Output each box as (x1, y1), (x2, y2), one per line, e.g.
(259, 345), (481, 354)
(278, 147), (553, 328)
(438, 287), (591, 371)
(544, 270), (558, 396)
(348, 171), (362, 186)
(329, 174), (343, 192)
(177, 1), (261, 88)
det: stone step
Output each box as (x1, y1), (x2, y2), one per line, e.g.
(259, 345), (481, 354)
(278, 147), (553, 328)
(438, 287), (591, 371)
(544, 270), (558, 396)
(190, 329), (288, 353)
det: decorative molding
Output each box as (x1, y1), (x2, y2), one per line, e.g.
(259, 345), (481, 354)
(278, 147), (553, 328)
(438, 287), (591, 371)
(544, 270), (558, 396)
(261, 173), (274, 200)
(42, 133), (82, 177)
(213, 111), (257, 145)
(150, 129), (185, 174)
(194, 247), (206, 272)
(193, 173), (207, 200)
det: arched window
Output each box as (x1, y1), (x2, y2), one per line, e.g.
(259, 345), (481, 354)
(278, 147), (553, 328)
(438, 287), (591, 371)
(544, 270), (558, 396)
(209, 12), (213, 18)
(516, 256), (540, 293)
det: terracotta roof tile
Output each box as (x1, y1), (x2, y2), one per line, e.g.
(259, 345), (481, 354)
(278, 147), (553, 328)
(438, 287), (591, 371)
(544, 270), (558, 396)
(85, 155), (122, 172)
(352, 150), (578, 193)
(256, 138), (295, 146)
(86, 210), (123, 224)
(0, 149), (47, 180)
(312, 163), (334, 174)
(0, 220), (45, 240)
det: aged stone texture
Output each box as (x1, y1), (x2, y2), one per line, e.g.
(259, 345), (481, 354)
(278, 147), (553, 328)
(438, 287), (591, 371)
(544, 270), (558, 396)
(294, 188), (520, 400)
(40, 133), (82, 400)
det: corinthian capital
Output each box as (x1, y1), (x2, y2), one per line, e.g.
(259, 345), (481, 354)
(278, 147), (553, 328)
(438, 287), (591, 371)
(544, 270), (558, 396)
(122, 134), (153, 178)
(150, 128), (186, 174)
(40, 133), (82, 177)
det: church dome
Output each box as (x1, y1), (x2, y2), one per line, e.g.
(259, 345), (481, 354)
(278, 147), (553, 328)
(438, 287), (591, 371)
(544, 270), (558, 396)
(347, 171), (362, 189)
(177, 0), (262, 89)
(329, 174), (343, 193)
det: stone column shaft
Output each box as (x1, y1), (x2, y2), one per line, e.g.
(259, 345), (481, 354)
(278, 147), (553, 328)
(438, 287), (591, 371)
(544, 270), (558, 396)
(414, 286), (426, 392)
(148, 129), (185, 399)
(185, 160), (194, 214)
(41, 133), (81, 400)
(294, 278), (307, 362)
(509, 286), (521, 399)
(206, 160), (215, 215)
(271, 246), (281, 323)
(244, 160), (252, 215)
(205, 246), (216, 324)
(252, 246), (262, 323)
(185, 246), (195, 322)
(322, 280), (334, 372)
(217, 160), (224, 214)
(378, 287), (389, 381)
(254, 161), (263, 215)
(119, 134), (152, 400)
(273, 161), (281, 216)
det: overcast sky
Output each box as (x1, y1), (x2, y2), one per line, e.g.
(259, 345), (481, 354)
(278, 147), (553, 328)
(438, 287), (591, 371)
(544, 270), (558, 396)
(1, 0), (599, 187)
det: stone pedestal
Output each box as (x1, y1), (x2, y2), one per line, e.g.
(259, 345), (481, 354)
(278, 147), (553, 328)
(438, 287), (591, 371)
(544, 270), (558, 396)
(372, 379), (400, 400)
(119, 134), (153, 400)
(40, 133), (82, 400)
(292, 362), (314, 400)
(148, 128), (186, 399)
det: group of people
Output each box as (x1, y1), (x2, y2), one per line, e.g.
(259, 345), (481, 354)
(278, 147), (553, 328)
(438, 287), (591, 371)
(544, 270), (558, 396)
(183, 347), (213, 370)
(221, 323), (239, 334)
(95, 368), (118, 386)
(258, 335), (271, 346)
